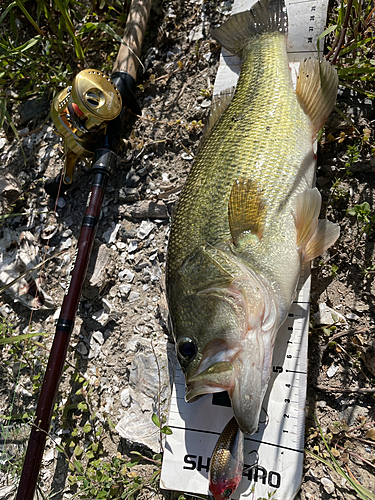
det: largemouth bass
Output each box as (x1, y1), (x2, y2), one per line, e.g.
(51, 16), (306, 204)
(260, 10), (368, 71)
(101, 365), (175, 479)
(166, 0), (339, 435)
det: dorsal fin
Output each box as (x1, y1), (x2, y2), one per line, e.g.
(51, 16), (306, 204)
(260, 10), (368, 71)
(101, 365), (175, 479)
(211, 0), (288, 56)
(208, 88), (235, 133)
(196, 88), (235, 155)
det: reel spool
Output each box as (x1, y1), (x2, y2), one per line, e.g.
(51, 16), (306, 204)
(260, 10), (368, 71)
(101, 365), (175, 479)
(51, 68), (122, 185)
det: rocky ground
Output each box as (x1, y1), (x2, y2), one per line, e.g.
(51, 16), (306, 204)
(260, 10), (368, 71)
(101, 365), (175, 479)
(0, 0), (374, 499)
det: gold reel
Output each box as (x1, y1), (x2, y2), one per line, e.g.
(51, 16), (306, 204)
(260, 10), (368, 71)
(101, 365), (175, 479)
(51, 69), (122, 184)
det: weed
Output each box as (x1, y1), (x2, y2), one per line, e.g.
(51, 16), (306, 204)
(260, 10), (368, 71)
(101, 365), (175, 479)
(306, 416), (375, 500)
(363, 263), (375, 278)
(347, 201), (375, 235)
(329, 140), (362, 205)
(330, 263), (339, 278)
(326, 0), (375, 96)
(0, 0), (128, 119)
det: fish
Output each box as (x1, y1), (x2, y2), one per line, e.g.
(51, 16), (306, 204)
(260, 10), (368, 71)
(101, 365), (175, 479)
(209, 417), (244, 500)
(166, 0), (339, 435)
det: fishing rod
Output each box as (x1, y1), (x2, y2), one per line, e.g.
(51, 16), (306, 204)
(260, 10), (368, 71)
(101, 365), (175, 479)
(16, 1), (153, 498)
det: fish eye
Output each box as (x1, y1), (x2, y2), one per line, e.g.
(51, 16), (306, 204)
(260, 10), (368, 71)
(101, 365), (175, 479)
(222, 488), (232, 498)
(177, 337), (196, 361)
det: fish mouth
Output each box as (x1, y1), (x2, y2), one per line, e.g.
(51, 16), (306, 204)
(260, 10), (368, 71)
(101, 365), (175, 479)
(185, 333), (274, 435)
(185, 339), (238, 401)
(186, 361), (235, 401)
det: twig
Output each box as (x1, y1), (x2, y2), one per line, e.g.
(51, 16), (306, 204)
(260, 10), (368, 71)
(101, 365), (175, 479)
(327, 327), (371, 344)
(346, 435), (375, 447)
(345, 463), (360, 483)
(315, 385), (375, 394)
(157, 185), (182, 199)
(326, 0), (354, 64)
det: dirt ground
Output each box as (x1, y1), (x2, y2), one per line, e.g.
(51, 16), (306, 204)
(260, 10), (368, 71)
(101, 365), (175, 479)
(0, 0), (374, 499)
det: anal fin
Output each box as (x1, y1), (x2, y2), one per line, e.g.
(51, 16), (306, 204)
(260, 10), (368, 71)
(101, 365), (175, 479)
(294, 187), (340, 262)
(228, 178), (267, 246)
(296, 58), (338, 136)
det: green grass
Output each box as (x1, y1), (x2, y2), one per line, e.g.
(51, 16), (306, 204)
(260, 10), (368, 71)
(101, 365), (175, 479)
(326, 0), (375, 96)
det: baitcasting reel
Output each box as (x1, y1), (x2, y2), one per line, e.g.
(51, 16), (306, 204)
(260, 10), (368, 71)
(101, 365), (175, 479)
(51, 68), (122, 186)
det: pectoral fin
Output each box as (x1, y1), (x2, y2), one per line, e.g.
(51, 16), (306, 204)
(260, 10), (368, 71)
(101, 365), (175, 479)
(296, 58), (338, 136)
(294, 187), (340, 262)
(228, 178), (267, 246)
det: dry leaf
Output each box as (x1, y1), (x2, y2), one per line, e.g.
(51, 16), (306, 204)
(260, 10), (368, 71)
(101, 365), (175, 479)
(365, 428), (375, 441)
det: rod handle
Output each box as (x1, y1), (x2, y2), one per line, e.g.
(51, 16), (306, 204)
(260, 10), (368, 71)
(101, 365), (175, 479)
(112, 0), (153, 79)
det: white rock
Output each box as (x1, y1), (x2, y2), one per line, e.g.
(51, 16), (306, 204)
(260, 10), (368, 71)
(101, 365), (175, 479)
(128, 291), (140, 303)
(116, 241), (126, 250)
(119, 284), (132, 296)
(53, 308), (61, 321)
(150, 262), (161, 282)
(116, 342), (177, 452)
(92, 331), (104, 345)
(92, 309), (110, 326)
(128, 240), (138, 253)
(314, 302), (347, 325)
(60, 237), (72, 250)
(102, 223), (121, 244)
(200, 99), (211, 108)
(137, 220), (155, 240)
(327, 363), (339, 378)
(346, 312), (360, 320)
(181, 152), (194, 160)
(119, 269), (135, 282)
(188, 22), (204, 42)
(321, 477), (335, 494)
(43, 448), (55, 463)
(120, 388), (132, 408)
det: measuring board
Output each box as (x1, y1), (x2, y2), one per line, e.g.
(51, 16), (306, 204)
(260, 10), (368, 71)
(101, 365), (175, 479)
(161, 0), (329, 498)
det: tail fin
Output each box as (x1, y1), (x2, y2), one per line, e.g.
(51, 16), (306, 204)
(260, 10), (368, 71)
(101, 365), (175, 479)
(211, 0), (288, 56)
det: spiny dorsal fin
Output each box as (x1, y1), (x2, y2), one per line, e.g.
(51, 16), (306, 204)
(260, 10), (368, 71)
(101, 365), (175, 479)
(228, 178), (267, 246)
(294, 187), (340, 262)
(296, 58), (338, 136)
(195, 88), (235, 156)
(208, 88), (235, 133)
(211, 0), (288, 56)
